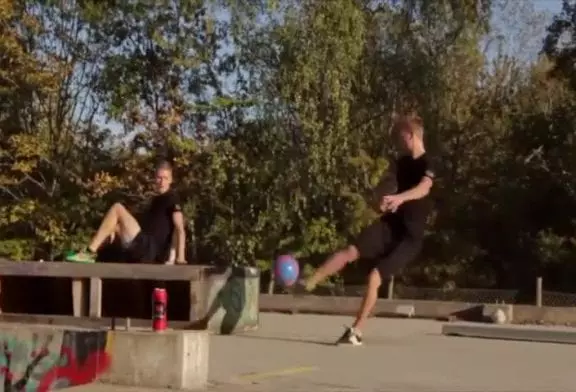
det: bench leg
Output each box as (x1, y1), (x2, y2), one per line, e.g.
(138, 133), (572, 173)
(89, 277), (102, 318)
(189, 280), (206, 322)
(72, 278), (88, 317)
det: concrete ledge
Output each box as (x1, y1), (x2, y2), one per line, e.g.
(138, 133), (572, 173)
(513, 305), (576, 325)
(482, 304), (513, 323)
(442, 322), (576, 345)
(260, 294), (576, 325)
(260, 294), (483, 320)
(101, 329), (209, 390)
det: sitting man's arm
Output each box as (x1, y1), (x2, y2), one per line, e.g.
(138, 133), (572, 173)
(166, 194), (186, 265)
(168, 210), (186, 264)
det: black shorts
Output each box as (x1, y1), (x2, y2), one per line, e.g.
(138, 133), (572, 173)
(127, 232), (159, 263)
(353, 214), (422, 276)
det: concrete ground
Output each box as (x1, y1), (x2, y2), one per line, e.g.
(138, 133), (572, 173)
(74, 313), (575, 392)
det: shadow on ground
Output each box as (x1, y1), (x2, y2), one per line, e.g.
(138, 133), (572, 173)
(229, 333), (337, 346)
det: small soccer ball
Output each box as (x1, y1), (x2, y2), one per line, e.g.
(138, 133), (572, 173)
(491, 309), (507, 324)
(273, 254), (299, 287)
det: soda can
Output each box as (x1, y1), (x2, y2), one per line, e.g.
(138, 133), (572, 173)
(152, 287), (168, 332)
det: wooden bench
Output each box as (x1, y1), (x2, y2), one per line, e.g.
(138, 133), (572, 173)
(0, 260), (215, 321)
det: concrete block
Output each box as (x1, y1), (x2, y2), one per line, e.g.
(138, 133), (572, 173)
(442, 322), (576, 345)
(513, 304), (576, 325)
(101, 329), (209, 390)
(394, 304), (415, 318)
(482, 304), (513, 324)
(260, 295), (485, 321)
(0, 323), (111, 390)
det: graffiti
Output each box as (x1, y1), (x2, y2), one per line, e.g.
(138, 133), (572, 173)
(0, 329), (111, 391)
(204, 267), (259, 334)
(229, 272), (258, 327)
(0, 333), (57, 391)
(246, 275), (259, 326)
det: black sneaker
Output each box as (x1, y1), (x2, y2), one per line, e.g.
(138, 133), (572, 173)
(335, 327), (363, 346)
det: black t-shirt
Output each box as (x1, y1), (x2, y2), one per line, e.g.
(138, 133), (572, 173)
(395, 153), (435, 193)
(140, 190), (181, 258)
(394, 153), (436, 234)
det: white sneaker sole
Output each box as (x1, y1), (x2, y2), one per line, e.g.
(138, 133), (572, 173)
(336, 337), (363, 346)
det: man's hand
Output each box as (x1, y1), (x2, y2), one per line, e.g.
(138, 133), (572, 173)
(380, 194), (405, 213)
(379, 198), (390, 213)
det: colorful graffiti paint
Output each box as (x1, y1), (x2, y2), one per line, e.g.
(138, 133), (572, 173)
(0, 329), (111, 391)
(204, 267), (260, 334)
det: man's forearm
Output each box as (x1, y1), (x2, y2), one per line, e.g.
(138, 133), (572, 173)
(176, 229), (186, 262)
(167, 232), (177, 263)
(397, 182), (430, 201)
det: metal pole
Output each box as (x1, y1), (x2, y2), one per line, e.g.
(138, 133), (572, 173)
(387, 275), (395, 300)
(536, 276), (543, 307)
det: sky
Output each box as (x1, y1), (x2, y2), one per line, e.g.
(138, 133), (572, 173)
(94, 0), (567, 134)
(485, 0), (562, 63)
(533, 0), (562, 14)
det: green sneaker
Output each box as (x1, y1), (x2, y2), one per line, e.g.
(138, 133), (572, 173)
(65, 250), (96, 263)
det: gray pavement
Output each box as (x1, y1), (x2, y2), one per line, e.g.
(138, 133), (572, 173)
(73, 313), (575, 392)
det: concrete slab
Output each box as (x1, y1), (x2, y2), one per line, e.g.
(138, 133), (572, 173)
(442, 321), (576, 345)
(482, 303), (513, 323)
(206, 314), (575, 392)
(394, 304), (415, 317)
(101, 329), (209, 390)
(71, 314), (576, 391)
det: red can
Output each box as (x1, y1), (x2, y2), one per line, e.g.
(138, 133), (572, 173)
(152, 288), (168, 332)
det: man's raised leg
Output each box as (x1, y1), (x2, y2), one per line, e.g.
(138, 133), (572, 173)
(66, 203), (141, 263)
(301, 245), (359, 291)
(299, 217), (389, 293)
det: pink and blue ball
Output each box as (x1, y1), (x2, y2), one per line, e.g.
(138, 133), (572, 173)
(274, 254), (299, 287)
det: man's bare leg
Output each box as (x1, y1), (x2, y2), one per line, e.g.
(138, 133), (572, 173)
(88, 203), (141, 252)
(303, 245), (359, 291)
(333, 269), (382, 346)
(352, 268), (382, 331)
(339, 240), (419, 344)
(66, 203), (141, 263)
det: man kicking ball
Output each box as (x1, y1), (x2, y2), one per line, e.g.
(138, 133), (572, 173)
(296, 114), (436, 345)
(66, 161), (186, 264)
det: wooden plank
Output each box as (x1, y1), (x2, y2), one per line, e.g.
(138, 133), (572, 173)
(89, 277), (102, 318)
(72, 278), (87, 317)
(0, 261), (215, 280)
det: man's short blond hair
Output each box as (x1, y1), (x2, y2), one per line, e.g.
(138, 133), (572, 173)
(393, 113), (424, 138)
(156, 160), (173, 173)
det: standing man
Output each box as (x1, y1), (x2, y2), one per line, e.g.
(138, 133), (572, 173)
(66, 161), (186, 264)
(296, 114), (436, 345)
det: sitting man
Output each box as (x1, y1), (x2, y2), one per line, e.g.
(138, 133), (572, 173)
(66, 161), (186, 264)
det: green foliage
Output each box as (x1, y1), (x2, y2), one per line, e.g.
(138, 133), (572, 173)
(0, 239), (34, 261)
(0, 0), (575, 295)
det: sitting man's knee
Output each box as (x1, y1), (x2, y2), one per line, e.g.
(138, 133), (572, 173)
(111, 202), (126, 212)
